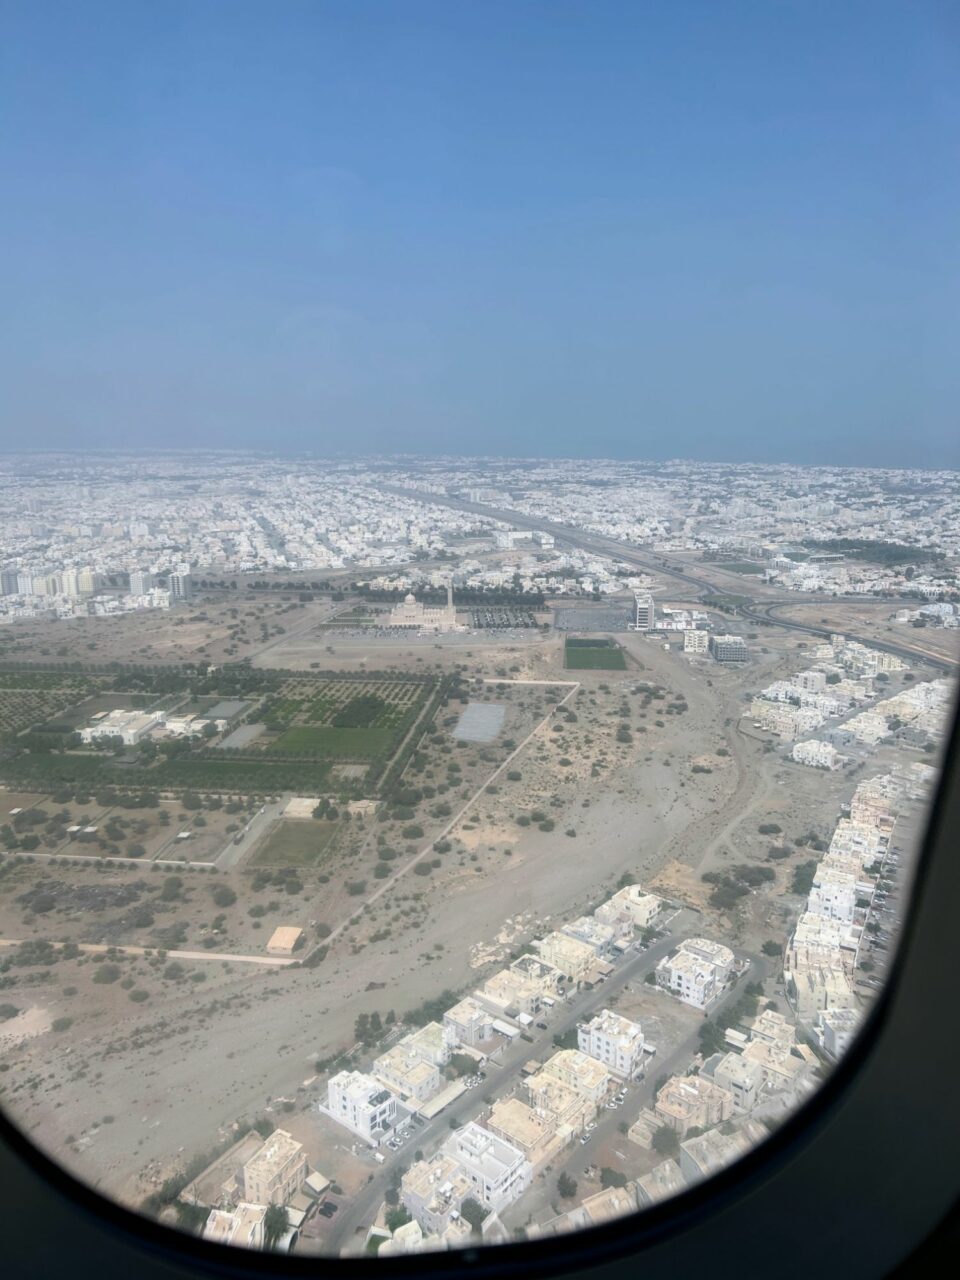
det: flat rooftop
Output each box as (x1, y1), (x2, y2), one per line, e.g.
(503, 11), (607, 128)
(205, 700), (249, 720)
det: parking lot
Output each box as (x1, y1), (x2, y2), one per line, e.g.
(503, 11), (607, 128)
(857, 828), (912, 992)
(469, 607), (539, 629)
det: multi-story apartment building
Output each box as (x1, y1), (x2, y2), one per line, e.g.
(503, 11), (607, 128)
(401, 1021), (450, 1067)
(168, 565), (193, 600)
(442, 1122), (532, 1212)
(593, 884), (661, 931)
(560, 915), (616, 957)
(540, 1049), (610, 1105)
(654, 1075), (734, 1135)
(372, 1045), (441, 1104)
(534, 931), (596, 987)
(401, 1154), (473, 1235)
(577, 1009), (645, 1079)
(524, 1071), (595, 1134)
(325, 1071), (401, 1147)
(791, 739), (843, 769)
(816, 1007), (863, 1060)
(807, 865), (857, 923)
(711, 1052), (763, 1112)
(710, 634), (748, 662)
(683, 629), (710, 654)
(240, 1129), (308, 1205)
(509, 954), (565, 998)
(680, 1123), (768, 1186)
(486, 1097), (570, 1170)
(60, 568), (83, 598)
(443, 997), (495, 1050)
(478, 967), (545, 1017)
(655, 938), (734, 1009)
(129, 569), (156, 595)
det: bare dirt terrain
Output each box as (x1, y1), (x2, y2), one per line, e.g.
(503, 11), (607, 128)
(0, 593), (340, 668)
(0, 601), (951, 1224)
(774, 600), (960, 666)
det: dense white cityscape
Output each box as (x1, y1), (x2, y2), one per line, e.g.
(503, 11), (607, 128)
(1, 456), (958, 628)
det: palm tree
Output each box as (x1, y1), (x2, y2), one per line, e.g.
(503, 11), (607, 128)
(262, 1203), (288, 1251)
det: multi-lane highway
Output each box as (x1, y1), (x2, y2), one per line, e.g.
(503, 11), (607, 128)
(384, 486), (955, 673)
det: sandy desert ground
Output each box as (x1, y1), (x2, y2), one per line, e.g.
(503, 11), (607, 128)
(0, 597), (951, 1217)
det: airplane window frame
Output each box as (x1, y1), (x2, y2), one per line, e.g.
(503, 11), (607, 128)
(2, 692), (960, 1280)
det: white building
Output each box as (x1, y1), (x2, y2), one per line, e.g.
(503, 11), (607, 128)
(324, 1071), (402, 1147)
(633, 592), (655, 630)
(441, 999), (497, 1053)
(442, 1122), (532, 1213)
(807, 865), (858, 924)
(791, 739), (843, 770)
(656, 937), (735, 1009)
(578, 1009), (645, 1079)
(388, 581), (463, 632)
(816, 1006), (864, 1060)
(561, 915), (617, 956)
(593, 885), (662, 931)
(683, 629), (710, 655)
(712, 1052), (763, 1112)
(203, 1203), (267, 1250)
(129, 569), (156, 595)
(401, 1154), (473, 1236)
(79, 708), (162, 745)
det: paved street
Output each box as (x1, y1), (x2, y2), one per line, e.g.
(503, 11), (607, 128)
(382, 486), (953, 673)
(325, 916), (766, 1252)
(214, 799), (286, 870)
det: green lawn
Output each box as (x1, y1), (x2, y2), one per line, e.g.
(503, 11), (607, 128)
(270, 725), (394, 759)
(564, 644), (627, 670)
(251, 819), (339, 867)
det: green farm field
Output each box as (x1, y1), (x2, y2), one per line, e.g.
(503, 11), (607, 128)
(269, 725), (394, 759)
(155, 756), (331, 793)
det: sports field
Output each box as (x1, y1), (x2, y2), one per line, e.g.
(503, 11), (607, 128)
(564, 640), (627, 670)
(718, 561), (766, 575)
(250, 819), (339, 867)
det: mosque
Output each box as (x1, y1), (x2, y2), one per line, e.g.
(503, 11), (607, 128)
(388, 580), (464, 633)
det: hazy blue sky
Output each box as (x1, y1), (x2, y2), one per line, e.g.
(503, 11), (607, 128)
(1, 1), (958, 466)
